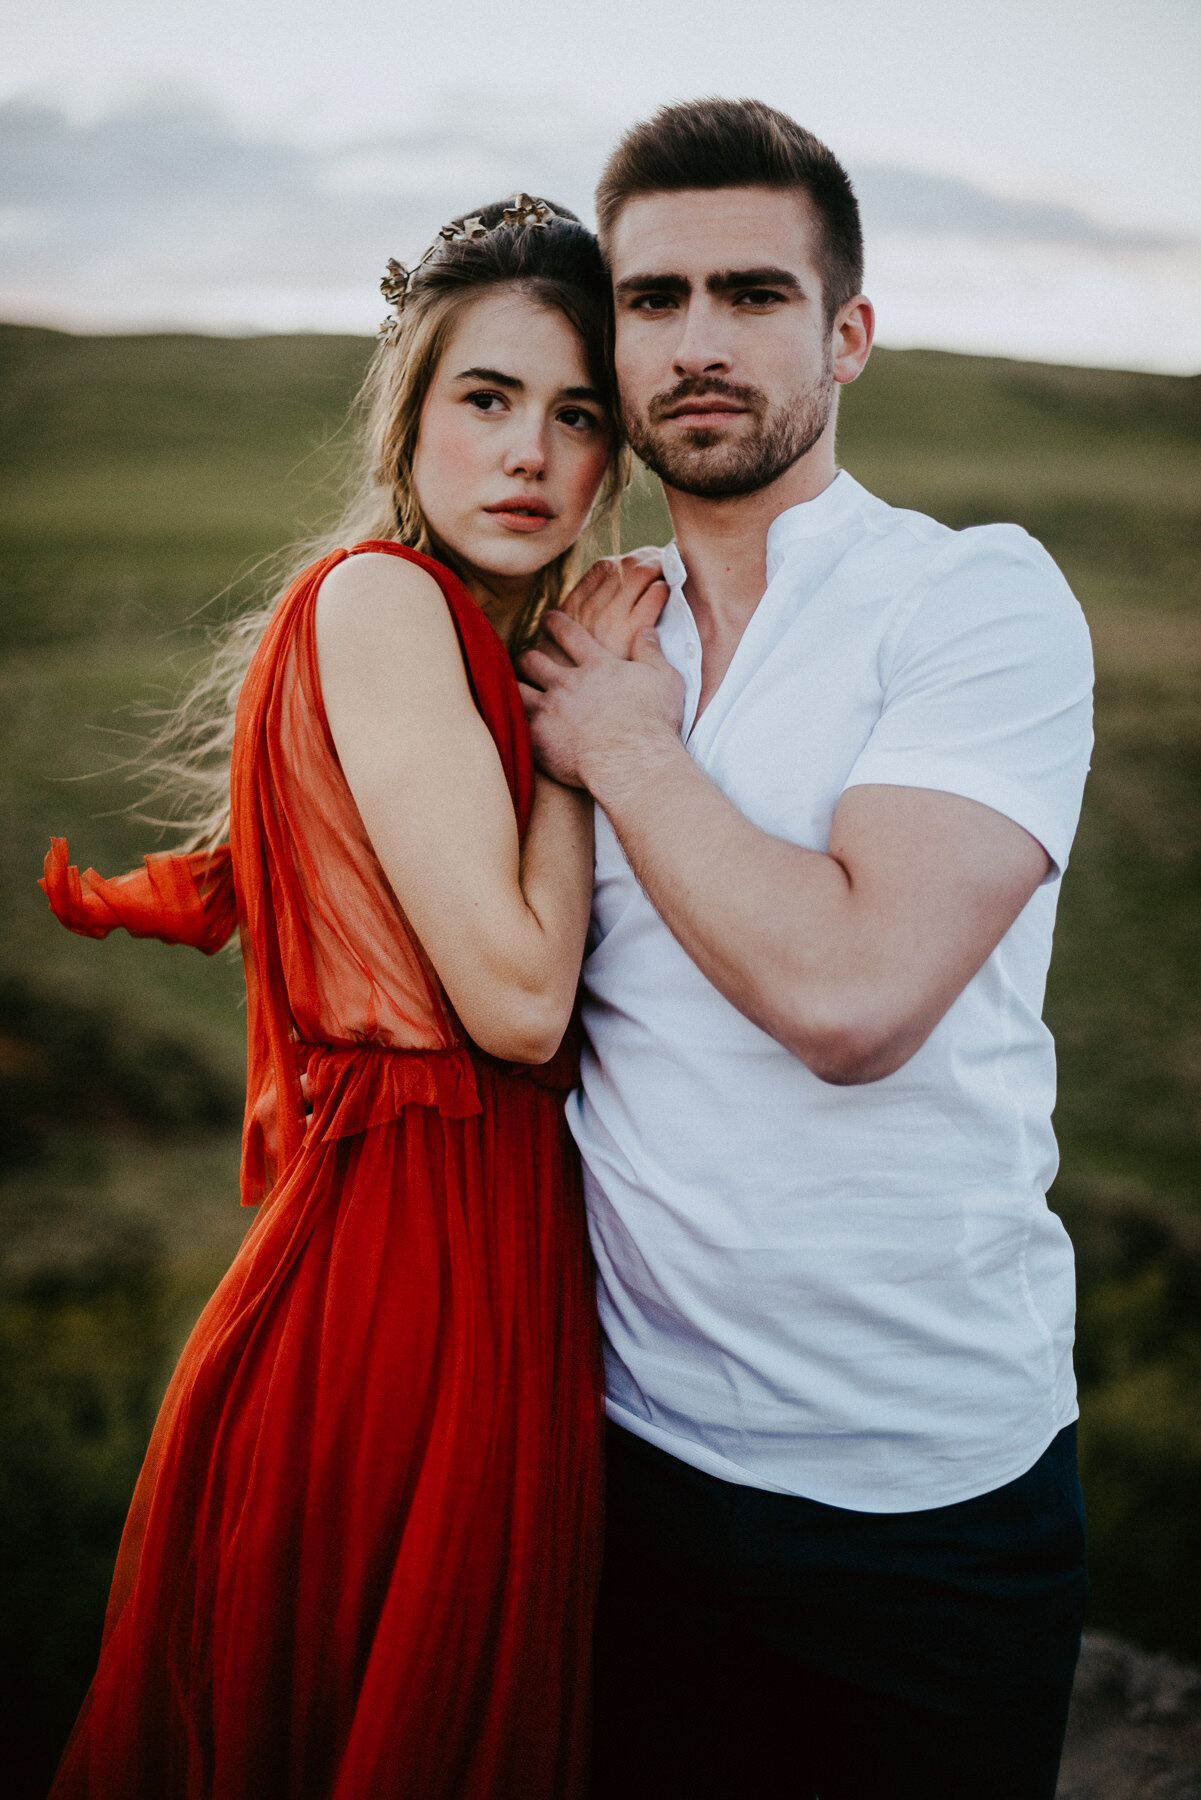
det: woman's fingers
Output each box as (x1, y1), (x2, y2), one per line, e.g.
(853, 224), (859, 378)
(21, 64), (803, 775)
(562, 548), (666, 621)
(560, 550), (668, 657)
(559, 558), (613, 620)
(627, 577), (670, 637)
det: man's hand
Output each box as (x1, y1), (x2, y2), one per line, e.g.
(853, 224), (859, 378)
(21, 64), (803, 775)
(558, 548), (669, 659)
(518, 611), (686, 792)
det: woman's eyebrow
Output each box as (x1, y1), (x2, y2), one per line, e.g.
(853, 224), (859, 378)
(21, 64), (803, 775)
(455, 367), (601, 404)
(454, 365), (522, 388)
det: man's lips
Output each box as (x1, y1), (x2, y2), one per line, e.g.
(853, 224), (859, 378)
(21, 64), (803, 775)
(660, 399), (748, 426)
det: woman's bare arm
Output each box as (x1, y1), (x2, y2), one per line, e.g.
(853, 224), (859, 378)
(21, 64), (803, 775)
(315, 552), (592, 1063)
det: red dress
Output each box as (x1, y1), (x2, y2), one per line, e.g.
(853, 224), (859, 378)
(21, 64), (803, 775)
(40, 544), (603, 1799)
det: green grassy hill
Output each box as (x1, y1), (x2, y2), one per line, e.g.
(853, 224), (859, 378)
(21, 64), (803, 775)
(1, 323), (1198, 1785)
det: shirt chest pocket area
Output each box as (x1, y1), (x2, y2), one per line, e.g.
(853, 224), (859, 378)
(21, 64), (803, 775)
(703, 682), (881, 852)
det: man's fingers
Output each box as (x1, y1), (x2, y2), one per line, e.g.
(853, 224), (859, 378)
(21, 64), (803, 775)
(518, 645), (571, 690)
(541, 609), (610, 660)
(529, 634), (574, 670)
(632, 627), (669, 664)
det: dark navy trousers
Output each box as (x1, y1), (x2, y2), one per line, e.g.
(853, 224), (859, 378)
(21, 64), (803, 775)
(592, 1420), (1088, 1799)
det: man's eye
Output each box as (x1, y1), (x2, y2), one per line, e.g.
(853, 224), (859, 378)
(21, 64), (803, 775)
(631, 293), (677, 314)
(737, 290), (785, 307)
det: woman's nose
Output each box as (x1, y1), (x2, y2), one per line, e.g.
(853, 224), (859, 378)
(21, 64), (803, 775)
(504, 421), (548, 478)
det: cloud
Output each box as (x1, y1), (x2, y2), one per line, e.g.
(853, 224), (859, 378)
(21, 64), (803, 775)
(851, 165), (1173, 251)
(0, 95), (612, 329)
(1, 95), (1197, 370)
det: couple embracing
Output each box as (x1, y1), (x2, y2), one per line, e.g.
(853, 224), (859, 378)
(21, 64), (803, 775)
(43, 97), (1093, 1800)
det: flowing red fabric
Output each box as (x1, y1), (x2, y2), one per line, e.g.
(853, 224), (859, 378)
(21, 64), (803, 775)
(42, 543), (603, 1799)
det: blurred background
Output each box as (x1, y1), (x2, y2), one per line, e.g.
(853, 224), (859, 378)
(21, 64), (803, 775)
(2, 1), (1199, 1792)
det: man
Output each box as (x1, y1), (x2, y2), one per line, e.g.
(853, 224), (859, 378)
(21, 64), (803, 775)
(521, 100), (1093, 1799)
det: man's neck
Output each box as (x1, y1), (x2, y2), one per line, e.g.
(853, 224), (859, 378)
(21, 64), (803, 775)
(663, 437), (839, 720)
(666, 437), (838, 632)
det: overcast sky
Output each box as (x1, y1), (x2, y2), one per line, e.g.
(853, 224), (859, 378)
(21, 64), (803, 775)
(3, 0), (1199, 371)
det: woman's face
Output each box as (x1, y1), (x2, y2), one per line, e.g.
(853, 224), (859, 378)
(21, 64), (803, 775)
(412, 287), (612, 609)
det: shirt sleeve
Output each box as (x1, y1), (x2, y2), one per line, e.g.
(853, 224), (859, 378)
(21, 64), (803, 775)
(841, 525), (1094, 879)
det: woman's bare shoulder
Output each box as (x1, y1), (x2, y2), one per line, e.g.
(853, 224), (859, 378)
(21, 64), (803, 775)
(315, 550), (466, 693)
(317, 549), (449, 627)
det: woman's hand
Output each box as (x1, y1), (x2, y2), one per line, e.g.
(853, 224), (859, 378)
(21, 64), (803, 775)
(559, 548), (669, 658)
(520, 612), (686, 796)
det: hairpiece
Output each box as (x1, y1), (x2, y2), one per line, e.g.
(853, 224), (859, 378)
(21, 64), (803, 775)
(378, 194), (556, 341)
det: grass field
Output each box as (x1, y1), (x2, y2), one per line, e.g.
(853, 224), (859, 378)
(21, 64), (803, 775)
(1, 322), (1198, 1786)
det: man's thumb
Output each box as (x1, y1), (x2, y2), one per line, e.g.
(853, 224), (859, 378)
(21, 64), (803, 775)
(632, 628), (663, 662)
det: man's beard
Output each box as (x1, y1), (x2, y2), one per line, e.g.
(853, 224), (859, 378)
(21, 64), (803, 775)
(622, 360), (835, 500)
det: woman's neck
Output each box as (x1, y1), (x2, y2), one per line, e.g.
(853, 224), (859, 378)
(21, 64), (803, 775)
(454, 566), (536, 647)
(422, 532), (534, 645)
(467, 578), (532, 645)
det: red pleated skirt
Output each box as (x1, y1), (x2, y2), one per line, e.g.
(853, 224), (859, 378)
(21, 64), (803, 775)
(50, 1051), (603, 1800)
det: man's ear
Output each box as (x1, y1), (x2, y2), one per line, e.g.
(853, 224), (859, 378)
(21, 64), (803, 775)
(832, 295), (875, 386)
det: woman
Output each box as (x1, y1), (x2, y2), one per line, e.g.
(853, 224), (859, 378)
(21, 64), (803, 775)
(40, 195), (666, 1799)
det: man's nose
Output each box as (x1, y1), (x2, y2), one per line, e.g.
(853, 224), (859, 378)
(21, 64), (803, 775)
(671, 298), (733, 379)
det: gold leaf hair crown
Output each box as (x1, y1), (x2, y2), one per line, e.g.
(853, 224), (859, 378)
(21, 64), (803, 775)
(379, 193), (556, 341)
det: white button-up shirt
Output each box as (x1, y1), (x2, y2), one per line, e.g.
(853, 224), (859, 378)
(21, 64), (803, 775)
(567, 470), (1094, 1513)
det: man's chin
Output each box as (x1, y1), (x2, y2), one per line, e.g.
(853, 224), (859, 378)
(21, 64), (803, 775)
(637, 445), (788, 501)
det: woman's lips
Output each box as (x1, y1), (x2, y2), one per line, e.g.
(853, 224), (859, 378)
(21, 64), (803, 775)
(484, 501), (556, 532)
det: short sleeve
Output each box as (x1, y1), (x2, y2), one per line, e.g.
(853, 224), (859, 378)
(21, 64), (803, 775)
(842, 526), (1094, 879)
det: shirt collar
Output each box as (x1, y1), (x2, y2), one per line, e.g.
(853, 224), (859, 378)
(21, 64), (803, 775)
(764, 470), (863, 581)
(661, 539), (687, 593)
(660, 470), (864, 596)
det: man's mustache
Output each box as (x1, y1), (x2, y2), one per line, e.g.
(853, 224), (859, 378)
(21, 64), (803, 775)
(645, 377), (767, 424)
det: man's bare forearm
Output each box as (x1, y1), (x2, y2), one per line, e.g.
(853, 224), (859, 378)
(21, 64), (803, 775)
(521, 615), (1047, 1084)
(586, 729), (880, 1081)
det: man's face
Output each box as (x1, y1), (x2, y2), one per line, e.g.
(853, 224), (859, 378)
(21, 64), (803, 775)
(609, 186), (840, 499)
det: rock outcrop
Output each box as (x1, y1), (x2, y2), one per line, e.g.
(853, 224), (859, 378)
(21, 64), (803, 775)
(1059, 1633), (1201, 1798)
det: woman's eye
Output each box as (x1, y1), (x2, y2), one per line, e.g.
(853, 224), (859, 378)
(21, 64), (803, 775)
(466, 391), (505, 412)
(558, 407), (600, 432)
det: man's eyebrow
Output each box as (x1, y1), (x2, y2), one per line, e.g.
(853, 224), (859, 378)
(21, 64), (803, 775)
(614, 272), (691, 299)
(614, 268), (804, 301)
(706, 267), (802, 295)
(453, 365), (522, 388)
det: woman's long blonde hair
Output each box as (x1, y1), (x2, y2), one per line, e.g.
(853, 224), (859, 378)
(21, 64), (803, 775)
(147, 198), (628, 850)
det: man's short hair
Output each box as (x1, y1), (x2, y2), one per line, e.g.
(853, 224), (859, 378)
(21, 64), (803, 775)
(596, 98), (864, 326)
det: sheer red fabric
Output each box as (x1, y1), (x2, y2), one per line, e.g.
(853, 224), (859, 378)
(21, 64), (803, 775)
(42, 544), (603, 1799)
